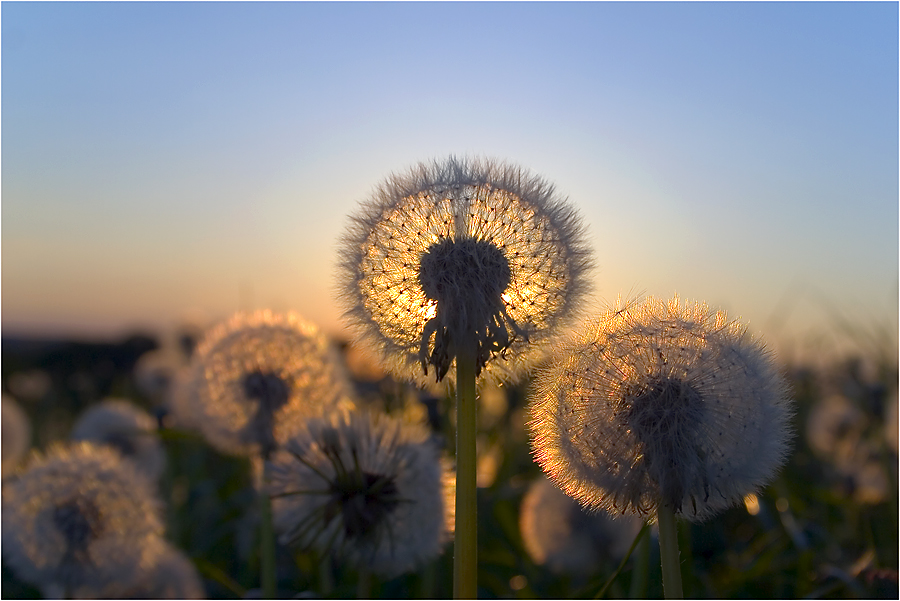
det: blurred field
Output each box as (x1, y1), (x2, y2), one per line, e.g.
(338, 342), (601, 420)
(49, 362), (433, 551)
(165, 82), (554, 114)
(1, 324), (897, 599)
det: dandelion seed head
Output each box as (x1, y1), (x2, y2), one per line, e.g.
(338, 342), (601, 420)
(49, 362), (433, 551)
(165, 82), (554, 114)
(6, 370), (52, 403)
(338, 156), (592, 385)
(268, 411), (454, 578)
(519, 475), (643, 576)
(187, 310), (356, 457)
(70, 399), (166, 482)
(1, 442), (165, 590)
(529, 296), (793, 522)
(133, 348), (182, 407)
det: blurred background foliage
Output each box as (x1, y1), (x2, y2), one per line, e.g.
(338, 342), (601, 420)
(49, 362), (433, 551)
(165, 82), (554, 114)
(1, 321), (897, 599)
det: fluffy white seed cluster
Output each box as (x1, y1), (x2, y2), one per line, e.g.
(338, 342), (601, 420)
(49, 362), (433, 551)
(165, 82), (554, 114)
(338, 156), (592, 385)
(267, 411), (454, 578)
(70, 398), (166, 482)
(519, 475), (643, 576)
(529, 296), (793, 522)
(1, 442), (166, 592)
(185, 310), (356, 458)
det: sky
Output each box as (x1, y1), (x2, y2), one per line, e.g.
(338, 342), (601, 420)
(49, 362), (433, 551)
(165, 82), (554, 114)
(2, 1), (897, 364)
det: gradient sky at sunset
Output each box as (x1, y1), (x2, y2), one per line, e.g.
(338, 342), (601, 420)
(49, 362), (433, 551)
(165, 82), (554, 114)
(2, 2), (897, 362)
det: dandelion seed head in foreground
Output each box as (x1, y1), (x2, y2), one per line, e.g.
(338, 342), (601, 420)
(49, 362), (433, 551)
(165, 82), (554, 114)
(529, 296), (793, 522)
(267, 411), (454, 578)
(1, 442), (165, 591)
(70, 399), (166, 481)
(338, 156), (592, 385)
(187, 310), (356, 458)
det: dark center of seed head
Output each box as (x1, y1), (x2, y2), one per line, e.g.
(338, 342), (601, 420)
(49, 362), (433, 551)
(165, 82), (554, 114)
(625, 377), (705, 512)
(242, 371), (291, 457)
(53, 498), (102, 552)
(327, 471), (400, 540)
(243, 371), (291, 413)
(418, 238), (511, 308)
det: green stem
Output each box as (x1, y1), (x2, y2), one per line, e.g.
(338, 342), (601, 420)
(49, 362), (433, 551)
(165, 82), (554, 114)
(594, 522), (648, 599)
(629, 523), (651, 599)
(259, 466), (278, 599)
(657, 503), (683, 599)
(453, 343), (478, 599)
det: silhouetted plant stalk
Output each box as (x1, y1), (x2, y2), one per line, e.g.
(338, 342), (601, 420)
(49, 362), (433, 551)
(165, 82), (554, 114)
(453, 342), (478, 597)
(339, 156), (591, 597)
(656, 503), (683, 598)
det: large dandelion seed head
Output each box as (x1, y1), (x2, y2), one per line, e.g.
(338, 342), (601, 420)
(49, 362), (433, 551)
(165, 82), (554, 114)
(267, 411), (454, 578)
(529, 296), (793, 522)
(187, 310), (357, 458)
(338, 156), (592, 385)
(70, 399), (166, 482)
(1, 442), (165, 591)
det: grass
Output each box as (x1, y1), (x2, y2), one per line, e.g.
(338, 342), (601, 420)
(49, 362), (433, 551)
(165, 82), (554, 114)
(1, 328), (897, 599)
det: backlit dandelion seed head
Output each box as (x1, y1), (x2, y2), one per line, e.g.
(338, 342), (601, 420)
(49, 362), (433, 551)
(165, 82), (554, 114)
(338, 156), (592, 385)
(70, 399), (166, 482)
(188, 310), (357, 458)
(520, 475), (643, 576)
(267, 411), (454, 578)
(1, 442), (165, 591)
(529, 296), (793, 522)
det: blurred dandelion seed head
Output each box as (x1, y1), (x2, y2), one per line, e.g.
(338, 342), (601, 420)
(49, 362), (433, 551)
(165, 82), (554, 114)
(528, 296), (793, 522)
(1, 442), (165, 590)
(70, 399), (166, 481)
(520, 475), (643, 576)
(268, 411), (454, 578)
(338, 156), (592, 385)
(806, 394), (891, 504)
(187, 310), (356, 457)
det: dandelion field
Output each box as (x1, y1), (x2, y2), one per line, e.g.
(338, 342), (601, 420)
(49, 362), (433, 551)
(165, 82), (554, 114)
(1, 158), (897, 601)
(1, 318), (897, 599)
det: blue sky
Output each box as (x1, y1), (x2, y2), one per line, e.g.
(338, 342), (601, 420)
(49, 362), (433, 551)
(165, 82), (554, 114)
(2, 2), (897, 362)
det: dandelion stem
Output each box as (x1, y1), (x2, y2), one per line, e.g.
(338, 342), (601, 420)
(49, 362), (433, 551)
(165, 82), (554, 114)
(259, 479), (278, 598)
(594, 522), (648, 599)
(453, 341), (478, 599)
(657, 503), (683, 599)
(629, 522), (651, 599)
